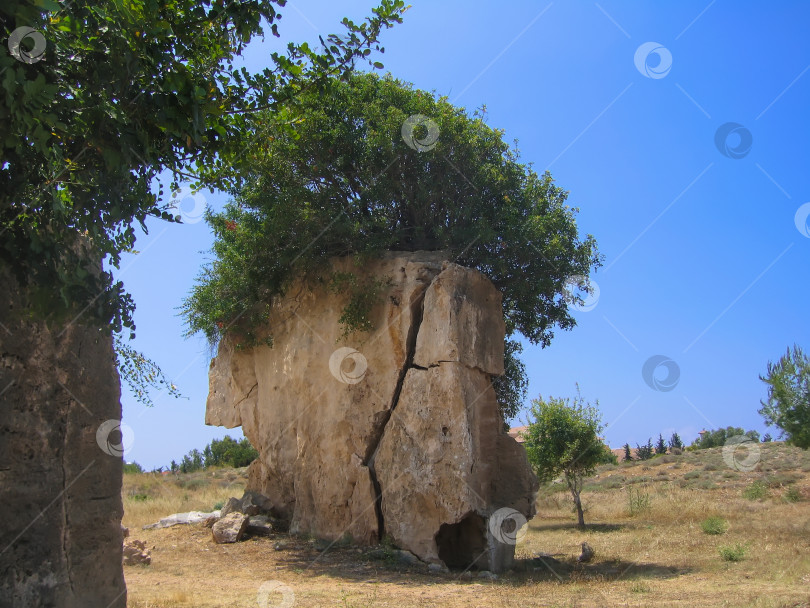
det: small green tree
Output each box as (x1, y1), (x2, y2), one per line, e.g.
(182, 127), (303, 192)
(762, 433), (772, 443)
(522, 388), (606, 528)
(669, 432), (683, 451)
(655, 434), (667, 455)
(623, 443), (633, 461)
(759, 345), (810, 449)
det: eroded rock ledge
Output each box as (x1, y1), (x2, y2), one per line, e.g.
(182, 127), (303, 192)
(206, 252), (538, 572)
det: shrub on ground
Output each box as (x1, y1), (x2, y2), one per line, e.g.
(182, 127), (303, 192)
(700, 516), (728, 535)
(743, 481), (768, 500)
(719, 543), (747, 562)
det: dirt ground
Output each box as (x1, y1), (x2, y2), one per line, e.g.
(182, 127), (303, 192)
(123, 443), (810, 607)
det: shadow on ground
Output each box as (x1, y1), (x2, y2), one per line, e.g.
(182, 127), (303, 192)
(512, 556), (691, 583)
(264, 533), (691, 585)
(529, 522), (630, 533)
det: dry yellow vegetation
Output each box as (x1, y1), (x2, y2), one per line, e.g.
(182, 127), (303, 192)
(123, 442), (810, 607)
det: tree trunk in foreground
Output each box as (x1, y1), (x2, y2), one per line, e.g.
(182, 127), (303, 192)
(567, 475), (586, 529)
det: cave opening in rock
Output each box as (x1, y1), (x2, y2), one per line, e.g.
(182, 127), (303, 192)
(435, 512), (487, 570)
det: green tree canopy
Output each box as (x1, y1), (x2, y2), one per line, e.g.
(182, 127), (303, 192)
(1, 0), (406, 335)
(182, 72), (601, 353)
(521, 388), (606, 528)
(759, 345), (810, 449)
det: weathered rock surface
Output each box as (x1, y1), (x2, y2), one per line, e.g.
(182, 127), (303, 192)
(212, 512), (249, 544)
(246, 515), (274, 537)
(0, 266), (126, 607)
(206, 252), (538, 572)
(220, 490), (275, 518)
(123, 538), (152, 566)
(219, 497), (242, 518)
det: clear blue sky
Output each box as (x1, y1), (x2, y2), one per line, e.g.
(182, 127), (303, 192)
(119, 0), (810, 469)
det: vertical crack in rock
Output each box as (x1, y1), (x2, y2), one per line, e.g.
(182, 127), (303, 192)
(364, 283), (429, 541)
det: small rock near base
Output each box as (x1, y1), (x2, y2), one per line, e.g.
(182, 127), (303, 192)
(212, 512), (249, 544)
(578, 541), (594, 563)
(123, 538), (151, 566)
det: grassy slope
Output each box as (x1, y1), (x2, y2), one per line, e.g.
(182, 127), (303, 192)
(123, 442), (810, 608)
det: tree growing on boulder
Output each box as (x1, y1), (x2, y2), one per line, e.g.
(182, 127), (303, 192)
(521, 388), (606, 528)
(182, 72), (602, 417)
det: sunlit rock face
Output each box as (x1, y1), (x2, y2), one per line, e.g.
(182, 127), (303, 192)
(206, 252), (537, 572)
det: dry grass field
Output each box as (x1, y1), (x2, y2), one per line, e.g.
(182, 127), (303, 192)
(123, 442), (810, 607)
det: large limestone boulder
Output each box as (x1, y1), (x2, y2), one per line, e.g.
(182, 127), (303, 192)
(206, 252), (537, 572)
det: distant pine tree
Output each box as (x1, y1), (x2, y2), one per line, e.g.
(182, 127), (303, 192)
(623, 443), (632, 461)
(655, 434), (667, 455)
(669, 432), (684, 450)
(636, 438), (654, 460)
